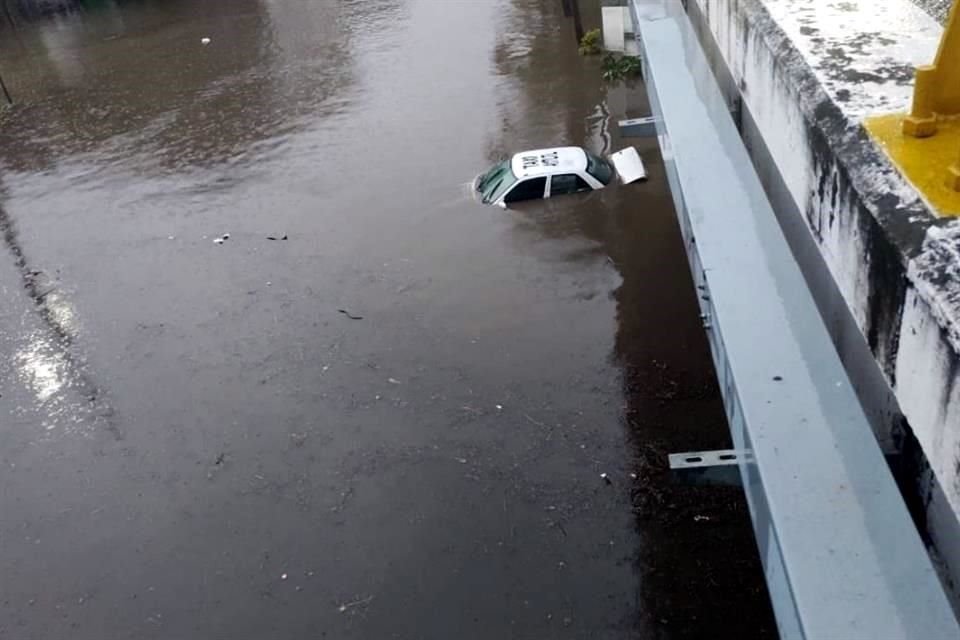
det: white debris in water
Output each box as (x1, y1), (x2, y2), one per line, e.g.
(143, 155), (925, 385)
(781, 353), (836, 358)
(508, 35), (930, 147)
(337, 595), (374, 613)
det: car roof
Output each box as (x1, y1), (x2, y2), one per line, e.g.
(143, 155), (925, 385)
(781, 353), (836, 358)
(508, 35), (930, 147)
(510, 146), (588, 179)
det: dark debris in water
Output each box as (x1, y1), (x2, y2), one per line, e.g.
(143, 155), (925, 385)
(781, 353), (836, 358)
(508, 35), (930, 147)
(338, 309), (363, 320)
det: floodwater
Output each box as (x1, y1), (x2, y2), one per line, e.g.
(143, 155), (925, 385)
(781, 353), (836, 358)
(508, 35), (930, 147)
(0, 0), (774, 637)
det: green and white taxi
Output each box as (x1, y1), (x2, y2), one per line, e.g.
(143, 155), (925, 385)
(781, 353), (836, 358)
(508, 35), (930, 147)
(474, 146), (646, 207)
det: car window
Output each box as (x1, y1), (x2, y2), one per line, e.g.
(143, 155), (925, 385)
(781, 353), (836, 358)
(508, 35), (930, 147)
(484, 175), (517, 204)
(478, 160), (517, 204)
(551, 173), (592, 196)
(504, 177), (547, 203)
(476, 160), (509, 192)
(585, 152), (614, 185)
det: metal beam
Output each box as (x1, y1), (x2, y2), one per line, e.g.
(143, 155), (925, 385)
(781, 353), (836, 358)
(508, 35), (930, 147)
(627, 0), (960, 637)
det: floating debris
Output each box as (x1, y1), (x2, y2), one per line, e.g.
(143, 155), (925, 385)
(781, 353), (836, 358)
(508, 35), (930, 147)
(523, 413), (545, 427)
(337, 595), (374, 613)
(289, 433), (307, 448)
(338, 309), (363, 320)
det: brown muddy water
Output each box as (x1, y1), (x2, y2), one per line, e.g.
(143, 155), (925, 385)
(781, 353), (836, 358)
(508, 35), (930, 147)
(0, 0), (774, 637)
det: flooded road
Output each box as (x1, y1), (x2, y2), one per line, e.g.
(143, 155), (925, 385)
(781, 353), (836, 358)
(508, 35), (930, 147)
(0, 0), (774, 637)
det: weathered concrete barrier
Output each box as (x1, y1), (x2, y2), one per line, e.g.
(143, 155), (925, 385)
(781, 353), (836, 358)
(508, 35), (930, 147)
(686, 0), (960, 601)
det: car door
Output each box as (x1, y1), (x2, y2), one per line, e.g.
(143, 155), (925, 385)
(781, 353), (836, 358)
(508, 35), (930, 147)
(502, 177), (548, 205)
(549, 173), (594, 197)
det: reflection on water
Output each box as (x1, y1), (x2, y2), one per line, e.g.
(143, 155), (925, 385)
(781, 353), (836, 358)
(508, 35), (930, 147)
(16, 335), (67, 403)
(0, 175), (115, 436)
(39, 287), (74, 330)
(10, 322), (116, 437)
(0, 0), (410, 175)
(0, 0), (400, 437)
(15, 288), (77, 412)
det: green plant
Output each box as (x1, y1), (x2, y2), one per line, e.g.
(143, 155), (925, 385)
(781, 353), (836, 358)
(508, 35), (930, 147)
(601, 53), (641, 81)
(578, 28), (602, 55)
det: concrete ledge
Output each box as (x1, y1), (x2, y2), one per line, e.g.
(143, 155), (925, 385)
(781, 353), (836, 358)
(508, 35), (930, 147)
(688, 0), (960, 599)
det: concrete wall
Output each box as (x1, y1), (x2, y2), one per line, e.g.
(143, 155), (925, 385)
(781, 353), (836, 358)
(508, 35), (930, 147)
(687, 0), (960, 598)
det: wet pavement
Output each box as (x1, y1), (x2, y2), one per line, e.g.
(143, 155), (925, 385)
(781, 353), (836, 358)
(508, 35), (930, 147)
(0, 0), (774, 637)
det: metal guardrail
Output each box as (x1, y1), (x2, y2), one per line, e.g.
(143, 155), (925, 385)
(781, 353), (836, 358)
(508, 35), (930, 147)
(625, 1), (960, 637)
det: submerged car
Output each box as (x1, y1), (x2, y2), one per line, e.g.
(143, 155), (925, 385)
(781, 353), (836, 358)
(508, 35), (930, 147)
(474, 146), (646, 207)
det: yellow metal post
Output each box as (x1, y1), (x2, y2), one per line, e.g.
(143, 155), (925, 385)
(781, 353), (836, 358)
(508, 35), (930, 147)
(867, 0), (960, 205)
(904, 1), (960, 138)
(903, 66), (938, 138)
(897, 1), (960, 192)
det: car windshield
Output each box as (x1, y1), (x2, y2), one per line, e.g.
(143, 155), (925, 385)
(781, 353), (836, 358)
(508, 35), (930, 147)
(476, 159), (517, 204)
(585, 151), (614, 185)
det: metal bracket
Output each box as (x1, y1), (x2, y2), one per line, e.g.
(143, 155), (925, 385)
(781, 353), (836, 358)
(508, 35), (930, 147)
(620, 108), (738, 139)
(669, 449), (749, 487)
(618, 116), (658, 138)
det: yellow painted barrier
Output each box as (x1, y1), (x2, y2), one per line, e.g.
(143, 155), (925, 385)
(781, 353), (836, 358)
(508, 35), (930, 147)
(865, 1), (960, 211)
(867, 114), (960, 216)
